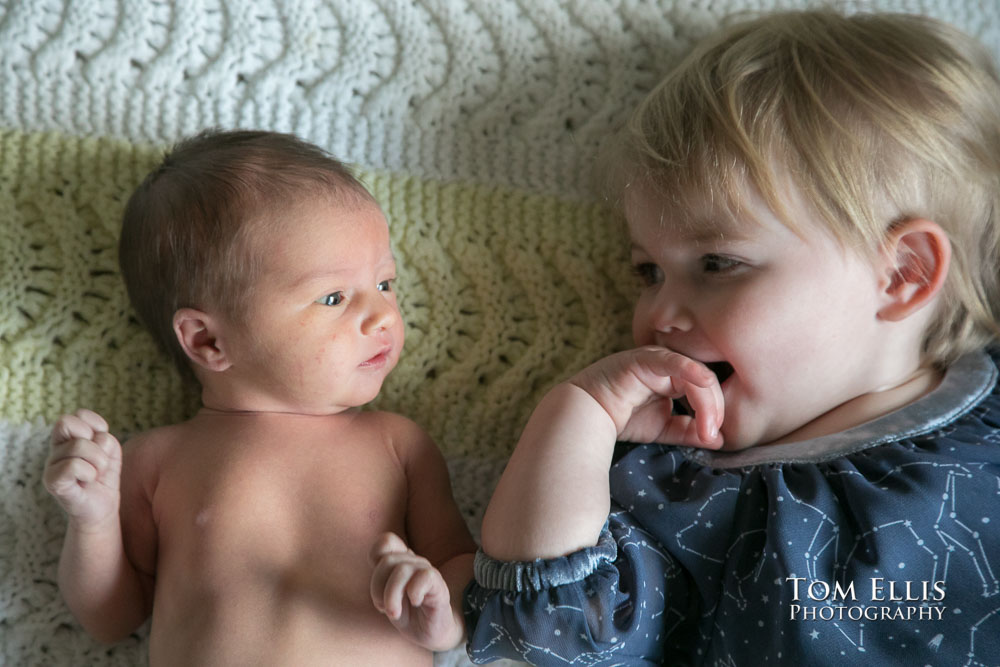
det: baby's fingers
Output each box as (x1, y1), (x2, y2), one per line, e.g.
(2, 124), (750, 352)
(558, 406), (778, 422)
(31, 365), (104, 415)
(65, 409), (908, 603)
(46, 436), (114, 474)
(375, 561), (419, 620)
(93, 430), (123, 462)
(370, 533), (415, 617)
(44, 456), (99, 497)
(368, 532), (409, 566)
(44, 437), (116, 493)
(51, 409), (109, 446)
(404, 567), (446, 611)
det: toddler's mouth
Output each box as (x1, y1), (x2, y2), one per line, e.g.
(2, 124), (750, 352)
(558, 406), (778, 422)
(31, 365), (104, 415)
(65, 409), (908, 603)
(705, 361), (734, 384)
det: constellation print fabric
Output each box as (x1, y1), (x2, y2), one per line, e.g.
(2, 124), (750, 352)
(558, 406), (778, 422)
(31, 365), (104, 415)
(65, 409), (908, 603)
(465, 351), (1000, 665)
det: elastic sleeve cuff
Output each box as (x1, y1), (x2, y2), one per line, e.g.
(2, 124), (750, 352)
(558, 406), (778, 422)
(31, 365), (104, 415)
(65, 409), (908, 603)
(473, 527), (617, 593)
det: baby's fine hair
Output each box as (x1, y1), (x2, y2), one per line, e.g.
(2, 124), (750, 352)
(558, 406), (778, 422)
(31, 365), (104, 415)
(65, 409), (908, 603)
(118, 129), (377, 373)
(622, 9), (1000, 368)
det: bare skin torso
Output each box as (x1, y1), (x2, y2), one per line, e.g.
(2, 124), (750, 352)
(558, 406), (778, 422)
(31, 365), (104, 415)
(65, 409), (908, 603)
(122, 410), (433, 666)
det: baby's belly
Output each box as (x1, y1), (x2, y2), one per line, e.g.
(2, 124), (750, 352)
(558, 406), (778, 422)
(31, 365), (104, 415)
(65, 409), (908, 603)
(147, 541), (432, 666)
(147, 482), (424, 664)
(147, 586), (431, 666)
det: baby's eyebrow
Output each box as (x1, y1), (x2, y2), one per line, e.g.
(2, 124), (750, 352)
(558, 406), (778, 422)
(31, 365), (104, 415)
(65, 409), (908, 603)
(289, 268), (351, 289)
(291, 254), (397, 288)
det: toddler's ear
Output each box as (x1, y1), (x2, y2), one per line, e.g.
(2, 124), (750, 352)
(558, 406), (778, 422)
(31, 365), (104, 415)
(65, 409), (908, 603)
(877, 218), (951, 322)
(173, 308), (233, 372)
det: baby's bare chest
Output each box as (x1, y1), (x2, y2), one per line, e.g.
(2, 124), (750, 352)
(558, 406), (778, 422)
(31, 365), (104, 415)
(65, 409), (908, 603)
(150, 429), (409, 596)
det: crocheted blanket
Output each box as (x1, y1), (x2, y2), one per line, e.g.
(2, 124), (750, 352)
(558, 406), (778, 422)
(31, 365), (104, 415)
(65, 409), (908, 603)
(1, 1), (997, 664)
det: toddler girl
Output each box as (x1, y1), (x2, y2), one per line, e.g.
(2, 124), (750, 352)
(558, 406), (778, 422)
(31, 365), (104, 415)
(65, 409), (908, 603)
(464, 9), (1000, 665)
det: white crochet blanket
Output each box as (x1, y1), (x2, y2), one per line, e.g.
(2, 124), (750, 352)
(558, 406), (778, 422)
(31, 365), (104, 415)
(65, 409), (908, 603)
(1, 1), (997, 665)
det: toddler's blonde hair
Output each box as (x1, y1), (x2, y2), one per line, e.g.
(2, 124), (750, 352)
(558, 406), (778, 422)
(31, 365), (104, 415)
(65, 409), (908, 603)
(621, 9), (1000, 368)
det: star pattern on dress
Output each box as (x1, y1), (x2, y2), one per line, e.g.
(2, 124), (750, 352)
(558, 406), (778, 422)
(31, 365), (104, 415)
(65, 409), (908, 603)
(467, 355), (1000, 665)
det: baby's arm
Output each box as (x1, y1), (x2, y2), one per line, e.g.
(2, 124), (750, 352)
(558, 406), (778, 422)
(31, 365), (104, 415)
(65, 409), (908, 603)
(369, 416), (476, 651)
(43, 409), (152, 643)
(481, 346), (724, 561)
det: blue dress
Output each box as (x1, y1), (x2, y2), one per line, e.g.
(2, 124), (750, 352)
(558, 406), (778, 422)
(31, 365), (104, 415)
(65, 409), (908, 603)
(464, 351), (1000, 666)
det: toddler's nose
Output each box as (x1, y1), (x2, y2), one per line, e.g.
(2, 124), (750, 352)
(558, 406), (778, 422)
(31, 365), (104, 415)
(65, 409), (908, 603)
(650, 288), (694, 334)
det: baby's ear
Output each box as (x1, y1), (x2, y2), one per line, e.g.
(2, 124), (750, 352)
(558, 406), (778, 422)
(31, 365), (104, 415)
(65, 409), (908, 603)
(172, 308), (233, 372)
(877, 218), (951, 322)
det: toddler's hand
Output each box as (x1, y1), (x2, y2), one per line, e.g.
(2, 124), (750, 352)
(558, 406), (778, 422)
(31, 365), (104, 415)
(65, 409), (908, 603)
(369, 532), (462, 651)
(43, 409), (122, 528)
(570, 346), (725, 448)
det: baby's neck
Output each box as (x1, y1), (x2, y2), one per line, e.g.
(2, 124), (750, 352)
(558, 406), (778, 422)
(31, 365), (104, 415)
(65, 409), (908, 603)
(197, 380), (358, 416)
(197, 405), (357, 419)
(768, 365), (943, 446)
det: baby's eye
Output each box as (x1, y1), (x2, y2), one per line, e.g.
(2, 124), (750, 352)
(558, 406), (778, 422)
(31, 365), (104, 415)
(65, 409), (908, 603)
(701, 254), (742, 273)
(632, 262), (663, 287)
(377, 279), (394, 293)
(317, 292), (345, 306)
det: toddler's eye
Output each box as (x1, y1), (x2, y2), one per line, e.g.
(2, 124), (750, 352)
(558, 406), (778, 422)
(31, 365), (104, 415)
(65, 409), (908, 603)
(701, 254), (742, 273)
(632, 263), (663, 287)
(317, 292), (344, 306)
(377, 279), (394, 292)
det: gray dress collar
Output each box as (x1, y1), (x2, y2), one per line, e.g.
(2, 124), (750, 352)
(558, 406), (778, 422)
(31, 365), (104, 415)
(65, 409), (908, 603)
(684, 351), (997, 468)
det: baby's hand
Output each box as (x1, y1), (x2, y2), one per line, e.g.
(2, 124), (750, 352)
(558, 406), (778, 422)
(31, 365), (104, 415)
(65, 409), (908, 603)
(369, 532), (462, 651)
(43, 409), (122, 528)
(570, 346), (725, 449)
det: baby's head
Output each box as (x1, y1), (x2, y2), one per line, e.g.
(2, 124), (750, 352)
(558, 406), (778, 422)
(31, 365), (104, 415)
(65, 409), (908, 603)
(619, 9), (1000, 370)
(120, 129), (401, 411)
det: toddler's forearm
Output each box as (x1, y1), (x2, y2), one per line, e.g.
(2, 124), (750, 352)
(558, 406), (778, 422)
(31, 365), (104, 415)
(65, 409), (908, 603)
(481, 383), (617, 561)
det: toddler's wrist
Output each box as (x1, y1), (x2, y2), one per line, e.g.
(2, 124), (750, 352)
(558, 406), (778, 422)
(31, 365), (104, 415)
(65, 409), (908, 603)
(561, 376), (624, 437)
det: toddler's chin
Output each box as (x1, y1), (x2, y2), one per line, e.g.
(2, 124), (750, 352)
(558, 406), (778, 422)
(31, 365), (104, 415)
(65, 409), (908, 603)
(716, 422), (763, 451)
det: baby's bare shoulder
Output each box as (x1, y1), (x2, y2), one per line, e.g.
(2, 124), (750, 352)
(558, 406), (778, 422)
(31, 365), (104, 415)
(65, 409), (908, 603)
(120, 421), (190, 460)
(352, 410), (423, 435)
(353, 411), (430, 445)
(352, 411), (443, 471)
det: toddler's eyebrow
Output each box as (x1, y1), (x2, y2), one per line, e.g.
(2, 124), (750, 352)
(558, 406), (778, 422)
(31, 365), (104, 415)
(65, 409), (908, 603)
(640, 221), (754, 248)
(684, 212), (758, 242)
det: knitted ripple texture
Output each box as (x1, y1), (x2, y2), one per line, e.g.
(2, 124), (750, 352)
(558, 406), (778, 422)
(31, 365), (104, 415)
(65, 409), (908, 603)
(1, 1), (998, 665)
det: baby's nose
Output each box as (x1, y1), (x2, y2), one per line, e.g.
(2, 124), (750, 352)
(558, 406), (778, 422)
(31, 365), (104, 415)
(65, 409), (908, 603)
(361, 293), (400, 334)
